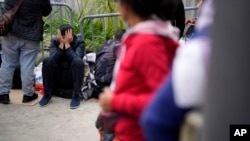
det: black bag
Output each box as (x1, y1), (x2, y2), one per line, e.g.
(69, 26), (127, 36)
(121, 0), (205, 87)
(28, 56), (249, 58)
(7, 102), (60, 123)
(94, 39), (120, 84)
(0, 0), (24, 36)
(12, 66), (22, 89)
(54, 89), (73, 99)
(93, 39), (120, 99)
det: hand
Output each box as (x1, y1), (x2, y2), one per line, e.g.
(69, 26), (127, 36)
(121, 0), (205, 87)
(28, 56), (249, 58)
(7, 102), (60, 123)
(185, 18), (196, 25)
(57, 29), (64, 49)
(64, 29), (74, 49)
(99, 87), (113, 112)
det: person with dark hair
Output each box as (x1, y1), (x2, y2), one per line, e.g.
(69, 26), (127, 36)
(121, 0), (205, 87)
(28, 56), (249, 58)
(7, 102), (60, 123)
(174, 0), (185, 38)
(0, 0), (52, 104)
(98, 0), (179, 140)
(39, 24), (85, 109)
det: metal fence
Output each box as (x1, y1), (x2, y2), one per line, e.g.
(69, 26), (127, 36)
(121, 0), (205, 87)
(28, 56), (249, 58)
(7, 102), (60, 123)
(79, 6), (198, 51)
(79, 13), (123, 52)
(46, 2), (73, 38)
(0, 0), (198, 53)
(183, 0), (198, 18)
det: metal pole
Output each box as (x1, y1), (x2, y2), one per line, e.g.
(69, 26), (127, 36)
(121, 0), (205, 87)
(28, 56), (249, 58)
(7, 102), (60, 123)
(203, 0), (250, 141)
(102, 18), (106, 42)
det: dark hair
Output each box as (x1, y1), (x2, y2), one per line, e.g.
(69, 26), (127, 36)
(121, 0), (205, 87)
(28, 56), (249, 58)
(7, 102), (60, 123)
(114, 29), (126, 41)
(119, 0), (177, 20)
(59, 24), (73, 36)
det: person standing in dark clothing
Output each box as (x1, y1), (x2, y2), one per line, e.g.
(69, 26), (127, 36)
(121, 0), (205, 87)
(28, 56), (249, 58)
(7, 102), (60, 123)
(39, 24), (85, 109)
(0, 0), (52, 104)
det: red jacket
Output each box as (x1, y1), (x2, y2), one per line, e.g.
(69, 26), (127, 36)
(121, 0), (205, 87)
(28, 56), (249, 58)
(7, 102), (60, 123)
(110, 20), (179, 141)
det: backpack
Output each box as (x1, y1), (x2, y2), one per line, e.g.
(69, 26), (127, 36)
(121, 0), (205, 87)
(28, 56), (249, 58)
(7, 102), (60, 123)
(80, 53), (98, 100)
(94, 39), (120, 84)
(89, 39), (120, 99)
(0, 0), (24, 36)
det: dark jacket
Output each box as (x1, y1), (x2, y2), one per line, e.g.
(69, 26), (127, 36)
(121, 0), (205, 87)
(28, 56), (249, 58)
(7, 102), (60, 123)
(49, 35), (85, 67)
(4, 0), (52, 41)
(95, 39), (120, 83)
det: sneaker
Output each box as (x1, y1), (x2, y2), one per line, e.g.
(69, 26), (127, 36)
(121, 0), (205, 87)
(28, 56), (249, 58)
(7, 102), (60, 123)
(39, 95), (51, 107)
(0, 94), (10, 104)
(22, 93), (38, 103)
(70, 95), (80, 109)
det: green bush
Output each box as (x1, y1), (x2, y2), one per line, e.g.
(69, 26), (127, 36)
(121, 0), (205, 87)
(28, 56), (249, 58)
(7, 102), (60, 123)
(43, 0), (126, 52)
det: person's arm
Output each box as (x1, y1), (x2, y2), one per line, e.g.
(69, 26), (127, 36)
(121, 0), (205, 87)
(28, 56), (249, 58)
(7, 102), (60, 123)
(49, 38), (63, 62)
(42, 0), (52, 16)
(63, 29), (85, 61)
(72, 37), (85, 58)
(65, 37), (85, 62)
(175, 0), (186, 38)
(111, 92), (153, 118)
(111, 39), (172, 118)
(141, 77), (191, 141)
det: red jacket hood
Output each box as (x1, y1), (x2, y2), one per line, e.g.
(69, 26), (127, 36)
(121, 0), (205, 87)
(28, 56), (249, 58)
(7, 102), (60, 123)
(122, 19), (180, 42)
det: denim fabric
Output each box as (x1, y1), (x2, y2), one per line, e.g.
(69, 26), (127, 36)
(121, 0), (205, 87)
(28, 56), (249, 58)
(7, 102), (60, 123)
(0, 53), (2, 66)
(0, 33), (39, 96)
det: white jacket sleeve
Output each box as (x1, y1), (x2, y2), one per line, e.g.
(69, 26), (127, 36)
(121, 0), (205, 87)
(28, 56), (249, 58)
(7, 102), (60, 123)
(173, 37), (211, 108)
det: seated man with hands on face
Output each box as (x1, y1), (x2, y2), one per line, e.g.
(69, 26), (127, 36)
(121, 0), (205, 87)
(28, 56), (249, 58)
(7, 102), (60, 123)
(39, 24), (85, 109)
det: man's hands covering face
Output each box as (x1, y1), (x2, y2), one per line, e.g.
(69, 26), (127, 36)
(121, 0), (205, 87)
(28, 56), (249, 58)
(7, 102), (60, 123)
(57, 29), (73, 50)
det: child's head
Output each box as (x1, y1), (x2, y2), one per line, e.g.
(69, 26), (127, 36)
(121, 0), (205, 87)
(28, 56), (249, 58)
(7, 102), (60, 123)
(116, 0), (177, 22)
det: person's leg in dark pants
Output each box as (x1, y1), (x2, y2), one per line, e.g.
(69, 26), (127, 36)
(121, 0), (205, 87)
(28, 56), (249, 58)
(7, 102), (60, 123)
(70, 58), (84, 109)
(56, 67), (74, 99)
(39, 57), (57, 106)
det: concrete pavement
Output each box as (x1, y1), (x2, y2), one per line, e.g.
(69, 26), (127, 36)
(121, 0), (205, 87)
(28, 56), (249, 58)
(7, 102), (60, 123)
(0, 96), (100, 141)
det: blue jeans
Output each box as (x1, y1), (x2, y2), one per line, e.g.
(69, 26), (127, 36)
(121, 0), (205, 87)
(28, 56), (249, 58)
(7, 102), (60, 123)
(0, 33), (39, 96)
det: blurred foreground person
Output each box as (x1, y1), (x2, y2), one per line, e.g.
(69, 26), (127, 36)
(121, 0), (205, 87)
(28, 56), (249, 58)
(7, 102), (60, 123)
(98, 0), (180, 140)
(141, 0), (214, 141)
